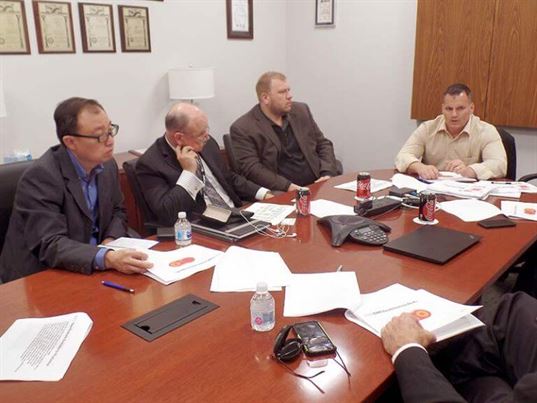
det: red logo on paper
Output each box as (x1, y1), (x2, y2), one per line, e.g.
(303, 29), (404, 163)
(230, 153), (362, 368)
(255, 317), (263, 325)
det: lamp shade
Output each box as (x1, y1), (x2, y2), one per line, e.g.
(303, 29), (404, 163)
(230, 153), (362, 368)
(0, 78), (6, 118)
(168, 67), (215, 100)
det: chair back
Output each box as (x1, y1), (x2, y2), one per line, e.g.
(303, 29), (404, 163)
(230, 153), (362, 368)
(0, 160), (33, 254)
(497, 127), (517, 180)
(222, 134), (240, 173)
(122, 159), (158, 233)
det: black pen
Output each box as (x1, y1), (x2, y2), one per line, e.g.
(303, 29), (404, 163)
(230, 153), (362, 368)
(101, 280), (135, 294)
(491, 181), (513, 185)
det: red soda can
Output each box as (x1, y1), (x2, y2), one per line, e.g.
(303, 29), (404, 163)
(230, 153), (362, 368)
(418, 191), (436, 222)
(356, 172), (371, 200)
(296, 187), (311, 216)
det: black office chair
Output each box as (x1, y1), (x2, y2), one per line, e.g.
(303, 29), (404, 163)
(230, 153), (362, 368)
(222, 134), (239, 173)
(0, 160), (34, 255)
(496, 127), (517, 180)
(122, 159), (160, 235)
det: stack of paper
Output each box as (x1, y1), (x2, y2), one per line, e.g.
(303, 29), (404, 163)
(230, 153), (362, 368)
(335, 178), (392, 193)
(428, 171), (477, 182)
(345, 283), (484, 342)
(210, 246), (292, 292)
(283, 272), (361, 317)
(310, 199), (355, 218)
(100, 237), (159, 250)
(439, 199), (502, 222)
(0, 312), (92, 381)
(245, 203), (295, 225)
(391, 173), (429, 192)
(501, 200), (537, 221)
(144, 244), (223, 285)
(427, 180), (496, 199)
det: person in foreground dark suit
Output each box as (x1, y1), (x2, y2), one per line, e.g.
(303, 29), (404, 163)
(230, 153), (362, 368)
(381, 292), (537, 403)
(0, 97), (152, 283)
(136, 102), (272, 227)
(230, 71), (338, 192)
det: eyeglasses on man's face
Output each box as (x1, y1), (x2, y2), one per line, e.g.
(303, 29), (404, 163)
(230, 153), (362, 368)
(69, 123), (119, 143)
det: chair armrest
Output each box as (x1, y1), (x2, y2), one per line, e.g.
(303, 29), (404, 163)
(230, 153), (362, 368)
(518, 173), (537, 182)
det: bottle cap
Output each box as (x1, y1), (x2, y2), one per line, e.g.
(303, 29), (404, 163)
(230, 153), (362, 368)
(256, 281), (268, 292)
(178, 211), (186, 219)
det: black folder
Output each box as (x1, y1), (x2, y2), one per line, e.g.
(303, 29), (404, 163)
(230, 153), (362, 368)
(383, 226), (481, 264)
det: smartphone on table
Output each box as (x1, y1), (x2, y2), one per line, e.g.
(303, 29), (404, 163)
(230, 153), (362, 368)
(293, 321), (337, 357)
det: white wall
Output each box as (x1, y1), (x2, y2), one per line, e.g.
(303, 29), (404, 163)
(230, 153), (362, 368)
(286, 0), (537, 178)
(0, 0), (286, 159)
(1, 0), (536, 177)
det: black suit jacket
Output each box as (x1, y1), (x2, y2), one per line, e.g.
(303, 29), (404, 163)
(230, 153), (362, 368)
(135, 136), (260, 226)
(230, 102), (338, 191)
(0, 145), (127, 282)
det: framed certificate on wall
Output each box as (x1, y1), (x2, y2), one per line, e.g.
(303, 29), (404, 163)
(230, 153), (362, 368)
(0, 0), (31, 54)
(79, 3), (115, 53)
(118, 5), (151, 52)
(33, 0), (76, 53)
(226, 0), (253, 40)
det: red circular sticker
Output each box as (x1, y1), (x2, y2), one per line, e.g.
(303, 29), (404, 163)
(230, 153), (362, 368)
(410, 309), (431, 320)
(169, 256), (195, 267)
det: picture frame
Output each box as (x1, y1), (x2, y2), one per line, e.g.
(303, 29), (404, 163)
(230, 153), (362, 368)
(78, 3), (115, 53)
(315, 0), (335, 26)
(118, 5), (151, 52)
(0, 0), (31, 54)
(226, 0), (253, 40)
(33, 0), (75, 54)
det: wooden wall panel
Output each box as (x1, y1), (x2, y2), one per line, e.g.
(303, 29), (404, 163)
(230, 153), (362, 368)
(486, 0), (537, 128)
(411, 0), (496, 120)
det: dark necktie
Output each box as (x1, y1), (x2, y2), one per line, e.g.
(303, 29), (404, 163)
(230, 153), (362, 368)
(195, 155), (228, 208)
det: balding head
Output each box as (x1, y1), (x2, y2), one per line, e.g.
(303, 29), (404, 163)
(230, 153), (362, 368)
(165, 102), (209, 152)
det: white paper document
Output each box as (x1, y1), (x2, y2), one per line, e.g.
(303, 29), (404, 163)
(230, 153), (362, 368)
(310, 199), (355, 218)
(245, 203), (295, 225)
(344, 283), (484, 342)
(100, 237), (158, 250)
(0, 312), (92, 381)
(283, 272), (361, 317)
(391, 173), (429, 192)
(210, 246), (292, 292)
(144, 244), (223, 285)
(439, 199), (502, 222)
(427, 180), (496, 199)
(428, 171), (477, 182)
(501, 201), (537, 221)
(334, 179), (392, 193)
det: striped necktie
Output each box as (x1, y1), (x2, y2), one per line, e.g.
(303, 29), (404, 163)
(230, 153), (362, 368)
(195, 155), (228, 208)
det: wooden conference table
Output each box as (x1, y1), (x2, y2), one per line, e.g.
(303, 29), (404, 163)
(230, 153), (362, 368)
(1, 170), (536, 402)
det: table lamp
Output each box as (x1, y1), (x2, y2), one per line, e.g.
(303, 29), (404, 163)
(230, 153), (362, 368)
(168, 67), (215, 102)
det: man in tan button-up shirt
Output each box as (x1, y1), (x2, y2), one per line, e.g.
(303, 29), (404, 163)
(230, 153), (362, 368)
(395, 84), (507, 180)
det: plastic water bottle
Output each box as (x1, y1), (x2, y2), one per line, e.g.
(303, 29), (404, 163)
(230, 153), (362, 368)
(174, 211), (192, 246)
(250, 281), (275, 331)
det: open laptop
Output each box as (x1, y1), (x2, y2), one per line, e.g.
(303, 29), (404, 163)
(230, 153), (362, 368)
(383, 226), (481, 264)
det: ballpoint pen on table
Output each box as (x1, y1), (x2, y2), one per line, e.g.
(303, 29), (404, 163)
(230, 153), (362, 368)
(101, 280), (135, 293)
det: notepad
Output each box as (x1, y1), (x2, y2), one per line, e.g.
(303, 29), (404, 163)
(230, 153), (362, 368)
(383, 226), (481, 264)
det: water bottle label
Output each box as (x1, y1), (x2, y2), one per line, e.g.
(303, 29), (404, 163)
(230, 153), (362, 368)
(176, 229), (192, 241)
(253, 311), (274, 325)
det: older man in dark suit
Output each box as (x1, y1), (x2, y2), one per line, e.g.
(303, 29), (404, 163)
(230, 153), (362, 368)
(230, 71), (338, 192)
(0, 97), (152, 283)
(135, 103), (272, 227)
(381, 292), (537, 402)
